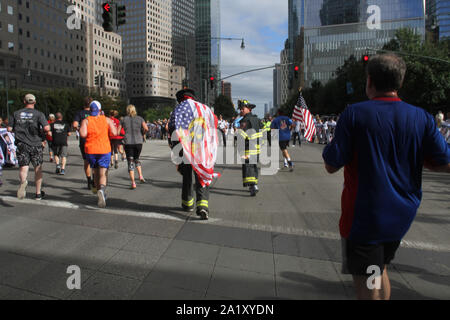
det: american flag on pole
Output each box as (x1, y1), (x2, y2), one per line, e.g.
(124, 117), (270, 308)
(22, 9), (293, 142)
(292, 93), (316, 142)
(174, 99), (221, 187)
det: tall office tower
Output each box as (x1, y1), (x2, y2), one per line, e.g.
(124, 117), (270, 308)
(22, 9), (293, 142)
(427, 0), (450, 40)
(71, 0), (125, 97)
(273, 64), (282, 111)
(172, 0), (199, 94)
(118, 0), (185, 110)
(0, 0), (88, 97)
(287, 0), (305, 95)
(195, 0), (221, 104)
(221, 81), (231, 100)
(303, 0), (426, 87)
(279, 40), (290, 106)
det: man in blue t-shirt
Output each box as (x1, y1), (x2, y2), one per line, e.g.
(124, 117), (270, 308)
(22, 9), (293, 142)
(271, 110), (294, 171)
(323, 54), (450, 300)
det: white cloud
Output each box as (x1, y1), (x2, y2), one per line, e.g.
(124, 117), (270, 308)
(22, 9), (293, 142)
(220, 0), (288, 117)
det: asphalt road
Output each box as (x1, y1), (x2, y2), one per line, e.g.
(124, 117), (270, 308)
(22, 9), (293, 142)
(0, 135), (448, 300)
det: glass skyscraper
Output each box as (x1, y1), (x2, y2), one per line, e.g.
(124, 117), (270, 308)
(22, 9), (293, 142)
(303, 0), (426, 86)
(289, 0), (305, 62)
(427, 0), (450, 39)
(195, 0), (221, 104)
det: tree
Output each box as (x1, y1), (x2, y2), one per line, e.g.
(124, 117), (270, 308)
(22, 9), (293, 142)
(212, 94), (237, 120)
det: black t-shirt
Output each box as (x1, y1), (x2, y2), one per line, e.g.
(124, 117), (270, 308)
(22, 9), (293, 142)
(10, 108), (48, 147)
(73, 109), (90, 145)
(51, 120), (70, 146)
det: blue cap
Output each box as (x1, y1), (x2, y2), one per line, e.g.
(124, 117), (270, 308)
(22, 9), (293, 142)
(90, 101), (102, 116)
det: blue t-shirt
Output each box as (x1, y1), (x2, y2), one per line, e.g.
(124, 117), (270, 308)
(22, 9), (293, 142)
(323, 98), (449, 244)
(271, 116), (293, 142)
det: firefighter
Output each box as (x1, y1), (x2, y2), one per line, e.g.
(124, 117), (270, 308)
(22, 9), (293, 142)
(237, 100), (262, 196)
(167, 88), (215, 220)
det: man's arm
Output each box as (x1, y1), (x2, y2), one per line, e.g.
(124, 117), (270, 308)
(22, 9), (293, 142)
(79, 119), (88, 138)
(325, 163), (341, 174)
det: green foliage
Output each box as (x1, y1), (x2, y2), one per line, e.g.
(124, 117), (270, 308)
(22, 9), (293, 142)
(294, 28), (450, 116)
(143, 106), (173, 122)
(212, 94), (237, 120)
(0, 88), (127, 122)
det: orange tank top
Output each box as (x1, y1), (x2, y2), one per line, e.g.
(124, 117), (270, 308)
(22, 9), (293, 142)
(85, 115), (112, 154)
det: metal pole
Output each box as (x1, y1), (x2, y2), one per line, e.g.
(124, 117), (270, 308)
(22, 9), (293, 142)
(6, 71), (9, 121)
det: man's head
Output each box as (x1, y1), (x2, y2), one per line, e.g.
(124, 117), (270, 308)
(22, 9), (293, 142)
(56, 112), (63, 120)
(24, 94), (36, 107)
(90, 101), (102, 116)
(176, 88), (196, 103)
(277, 109), (285, 117)
(238, 100), (254, 116)
(84, 96), (93, 109)
(366, 54), (407, 99)
(109, 110), (116, 117)
(48, 114), (55, 121)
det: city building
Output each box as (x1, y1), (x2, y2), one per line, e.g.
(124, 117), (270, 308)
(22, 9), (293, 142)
(221, 81), (231, 101)
(0, 0), (89, 95)
(195, 0), (221, 105)
(71, 0), (126, 97)
(172, 0), (199, 94)
(118, 0), (185, 110)
(273, 63), (282, 111)
(303, 0), (426, 87)
(288, 0), (305, 92)
(426, 0), (450, 40)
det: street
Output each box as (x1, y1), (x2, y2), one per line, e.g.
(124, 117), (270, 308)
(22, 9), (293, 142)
(0, 136), (448, 300)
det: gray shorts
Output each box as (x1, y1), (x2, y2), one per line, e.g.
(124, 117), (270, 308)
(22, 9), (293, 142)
(52, 145), (68, 158)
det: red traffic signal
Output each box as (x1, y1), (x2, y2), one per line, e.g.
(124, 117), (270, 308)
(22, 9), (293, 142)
(210, 76), (215, 81)
(363, 55), (370, 62)
(294, 66), (299, 71)
(103, 3), (111, 11)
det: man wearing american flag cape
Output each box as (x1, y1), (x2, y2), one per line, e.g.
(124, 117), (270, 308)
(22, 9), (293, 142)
(168, 88), (220, 220)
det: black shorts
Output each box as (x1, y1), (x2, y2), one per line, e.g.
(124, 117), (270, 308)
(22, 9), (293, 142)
(110, 139), (122, 154)
(279, 140), (289, 151)
(341, 238), (401, 276)
(16, 142), (44, 168)
(79, 142), (87, 160)
(124, 144), (143, 161)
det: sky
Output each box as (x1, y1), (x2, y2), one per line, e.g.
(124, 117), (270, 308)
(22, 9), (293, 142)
(220, 0), (289, 118)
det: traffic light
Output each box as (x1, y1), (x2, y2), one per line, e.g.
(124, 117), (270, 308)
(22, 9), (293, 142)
(362, 55), (370, 67)
(102, 2), (114, 32)
(209, 76), (215, 89)
(94, 75), (100, 86)
(116, 5), (126, 27)
(100, 75), (105, 88)
(294, 65), (299, 79)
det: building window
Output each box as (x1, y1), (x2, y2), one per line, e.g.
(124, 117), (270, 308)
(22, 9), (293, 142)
(7, 5), (13, 15)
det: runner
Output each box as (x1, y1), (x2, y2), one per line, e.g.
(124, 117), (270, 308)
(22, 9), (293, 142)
(109, 110), (122, 169)
(271, 109), (294, 171)
(73, 97), (94, 191)
(50, 112), (71, 175)
(79, 101), (118, 208)
(46, 114), (55, 162)
(7, 94), (51, 200)
(121, 105), (148, 189)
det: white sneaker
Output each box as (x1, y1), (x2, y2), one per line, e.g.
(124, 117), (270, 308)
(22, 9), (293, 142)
(97, 189), (106, 208)
(17, 180), (28, 200)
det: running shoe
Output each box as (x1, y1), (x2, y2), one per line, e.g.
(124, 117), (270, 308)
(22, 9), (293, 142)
(131, 182), (137, 190)
(183, 205), (194, 212)
(60, 169), (65, 175)
(17, 180), (28, 200)
(114, 161), (119, 169)
(97, 189), (106, 208)
(249, 185), (259, 197)
(139, 177), (146, 184)
(56, 166), (61, 174)
(35, 191), (46, 200)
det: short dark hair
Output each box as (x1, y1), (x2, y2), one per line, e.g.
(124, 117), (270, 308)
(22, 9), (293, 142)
(367, 54), (406, 92)
(84, 96), (93, 108)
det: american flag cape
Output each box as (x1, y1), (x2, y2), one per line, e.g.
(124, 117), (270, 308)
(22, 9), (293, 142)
(174, 99), (221, 187)
(292, 93), (316, 142)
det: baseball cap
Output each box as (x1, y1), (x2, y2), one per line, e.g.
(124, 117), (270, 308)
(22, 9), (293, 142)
(90, 100), (102, 116)
(24, 94), (36, 104)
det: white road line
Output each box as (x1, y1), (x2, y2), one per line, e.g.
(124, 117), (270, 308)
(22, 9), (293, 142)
(0, 196), (186, 222)
(1, 196), (448, 253)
